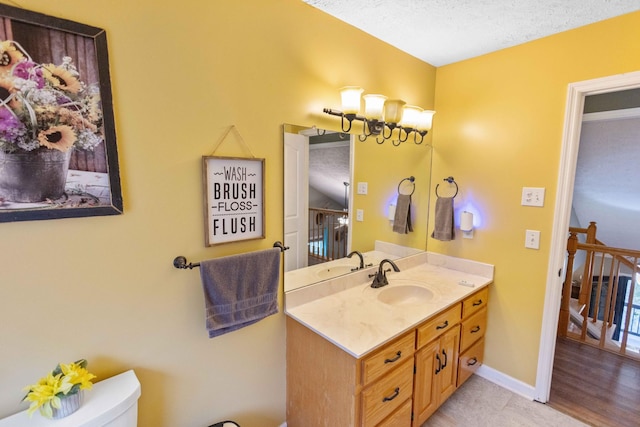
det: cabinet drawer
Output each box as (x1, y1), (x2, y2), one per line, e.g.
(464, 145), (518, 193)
(458, 337), (484, 386)
(417, 304), (461, 349)
(460, 307), (487, 352)
(462, 287), (488, 319)
(362, 332), (415, 386)
(361, 359), (414, 427)
(376, 398), (412, 427)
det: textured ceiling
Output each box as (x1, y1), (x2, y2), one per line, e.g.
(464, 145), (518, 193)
(302, 0), (640, 66)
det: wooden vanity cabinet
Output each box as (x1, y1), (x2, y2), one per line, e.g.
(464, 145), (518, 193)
(286, 287), (489, 427)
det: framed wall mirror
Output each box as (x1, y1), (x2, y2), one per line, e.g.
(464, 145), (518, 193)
(283, 123), (433, 292)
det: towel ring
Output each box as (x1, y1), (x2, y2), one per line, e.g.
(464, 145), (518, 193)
(398, 176), (416, 196)
(435, 176), (458, 198)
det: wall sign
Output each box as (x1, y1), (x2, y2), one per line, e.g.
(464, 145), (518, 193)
(203, 156), (265, 246)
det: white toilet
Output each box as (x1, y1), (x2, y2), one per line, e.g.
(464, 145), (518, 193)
(0, 370), (141, 427)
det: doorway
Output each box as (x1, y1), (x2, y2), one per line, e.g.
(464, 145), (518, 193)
(535, 71), (640, 402)
(283, 127), (354, 273)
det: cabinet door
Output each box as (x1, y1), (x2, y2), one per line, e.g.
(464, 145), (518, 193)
(412, 340), (439, 427)
(437, 325), (460, 403)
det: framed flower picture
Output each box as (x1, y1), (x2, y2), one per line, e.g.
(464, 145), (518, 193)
(0, 4), (122, 223)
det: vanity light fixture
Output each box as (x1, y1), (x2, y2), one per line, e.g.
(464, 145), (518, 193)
(322, 87), (435, 146)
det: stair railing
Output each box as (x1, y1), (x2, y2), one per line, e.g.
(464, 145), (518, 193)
(560, 221), (640, 358)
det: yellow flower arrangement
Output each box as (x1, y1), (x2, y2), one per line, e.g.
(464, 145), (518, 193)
(23, 359), (96, 418)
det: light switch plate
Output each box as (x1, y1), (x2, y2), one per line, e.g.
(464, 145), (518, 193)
(525, 230), (541, 249)
(356, 209), (364, 221)
(522, 187), (545, 207)
(357, 182), (368, 195)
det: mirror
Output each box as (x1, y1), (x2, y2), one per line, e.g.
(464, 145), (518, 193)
(283, 123), (432, 292)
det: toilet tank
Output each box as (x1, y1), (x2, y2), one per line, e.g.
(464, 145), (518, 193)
(0, 370), (141, 427)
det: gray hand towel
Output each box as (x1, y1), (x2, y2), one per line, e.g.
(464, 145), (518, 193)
(431, 197), (455, 241)
(199, 248), (280, 338)
(393, 194), (413, 234)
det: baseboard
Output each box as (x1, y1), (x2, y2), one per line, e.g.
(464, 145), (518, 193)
(278, 423), (287, 427)
(476, 364), (536, 401)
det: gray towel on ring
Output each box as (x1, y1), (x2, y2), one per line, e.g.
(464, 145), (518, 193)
(393, 194), (413, 234)
(199, 248), (280, 338)
(431, 197), (455, 241)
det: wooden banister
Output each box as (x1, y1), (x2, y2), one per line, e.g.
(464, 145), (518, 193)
(558, 230), (578, 336)
(308, 207), (348, 263)
(562, 221), (640, 359)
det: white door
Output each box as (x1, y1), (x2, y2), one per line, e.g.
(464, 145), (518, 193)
(284, 132), (309, 272)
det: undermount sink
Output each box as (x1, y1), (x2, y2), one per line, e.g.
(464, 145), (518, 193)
(316, 265), (356, 279)
(377, 284), (434, 306)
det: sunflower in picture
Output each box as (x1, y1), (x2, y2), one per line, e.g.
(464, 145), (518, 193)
(37, 125), (76, 152)
(42, 63), (82, 94)
(0, 40), (24, 71)
(0, 77), (20, 110)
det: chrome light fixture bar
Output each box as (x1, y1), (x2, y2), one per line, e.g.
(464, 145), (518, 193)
(323, 87), (435, 146)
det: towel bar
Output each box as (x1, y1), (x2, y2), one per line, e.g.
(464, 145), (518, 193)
(173, 241), (289, 270)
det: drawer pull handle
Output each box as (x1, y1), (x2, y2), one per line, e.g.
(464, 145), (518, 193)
(382, 387), (400, 402)
(441, 349), (448, 369)
(384, 351), (402, 364)
(436, 320), (449, 330)
(467, 357), (478, 366)
(472, 299), (483, 307)
(471, 326), (481, 333)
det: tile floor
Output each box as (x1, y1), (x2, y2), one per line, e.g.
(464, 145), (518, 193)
(422, 375), (588, 427)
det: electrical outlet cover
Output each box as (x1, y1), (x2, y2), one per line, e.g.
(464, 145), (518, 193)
(525, 229), (541, 249)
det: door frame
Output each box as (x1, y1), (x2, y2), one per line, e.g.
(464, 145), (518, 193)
(535, 71), (640, 402)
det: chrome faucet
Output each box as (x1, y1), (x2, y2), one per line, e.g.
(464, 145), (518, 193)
(371, 259), (400, 288)
(347, 250), (365, 270)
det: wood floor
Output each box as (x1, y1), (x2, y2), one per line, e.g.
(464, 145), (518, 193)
(548, 337), (640, 426)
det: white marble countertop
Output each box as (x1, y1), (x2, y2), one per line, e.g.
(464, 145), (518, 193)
(285, 252), (494, 358)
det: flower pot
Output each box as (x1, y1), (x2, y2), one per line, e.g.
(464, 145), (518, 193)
(51, 390), (83, 419)
(0, 148), (73, 203)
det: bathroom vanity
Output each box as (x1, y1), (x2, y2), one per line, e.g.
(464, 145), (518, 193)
(285, 252), (493, 427)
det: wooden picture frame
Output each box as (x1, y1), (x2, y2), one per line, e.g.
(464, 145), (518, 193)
(202, 156), (265, 246)
(0, 4), (122, 223)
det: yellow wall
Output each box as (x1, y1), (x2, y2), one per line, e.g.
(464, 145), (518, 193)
(430, 11), (640, 385)
(0, 1), (435, 426)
